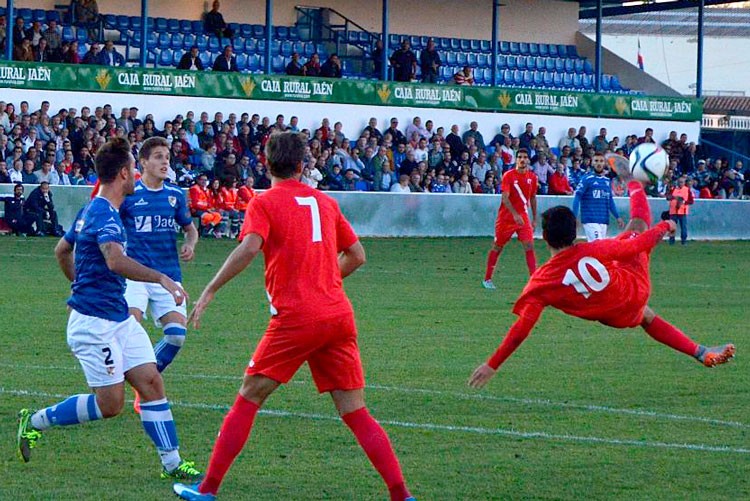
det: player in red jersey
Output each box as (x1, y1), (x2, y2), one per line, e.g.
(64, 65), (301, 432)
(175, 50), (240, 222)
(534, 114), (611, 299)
(173, 132), (414, 501)
(470, 157), (735, 389)
(483, 148), (538, 290)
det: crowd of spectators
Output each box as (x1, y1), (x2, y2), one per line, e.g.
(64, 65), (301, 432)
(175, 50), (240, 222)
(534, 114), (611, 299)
(1, 98), (748, 206)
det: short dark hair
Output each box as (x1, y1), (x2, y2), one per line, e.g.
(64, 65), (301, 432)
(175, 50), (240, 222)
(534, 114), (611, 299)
(139, 136), (169, 160)
(593, 151), (605, 158)
(265, 132), (305, 179)
(517, 148), (530, 157)
(95, 137), (132, 183)
(542, 206), (577, 249)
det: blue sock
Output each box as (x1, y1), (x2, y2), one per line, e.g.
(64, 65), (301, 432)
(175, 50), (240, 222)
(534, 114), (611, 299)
(154, 323), (186, 373)
(140, 398), (181, 470)
(31, 394), (102, 430)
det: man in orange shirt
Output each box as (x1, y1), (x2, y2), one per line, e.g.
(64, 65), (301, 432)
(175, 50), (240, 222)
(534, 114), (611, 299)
(469, 157), (734, 390)
(235, 175), (256, 225)
(483, 148), (538, 290)
(188, 174), (221, 236)
(174, 132), (414, 501)
(666, 175), (693, 245)
(218, 176), (240, 239)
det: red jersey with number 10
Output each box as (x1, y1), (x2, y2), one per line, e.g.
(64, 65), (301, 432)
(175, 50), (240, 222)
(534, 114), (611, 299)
(498, 168), (538, 224)
(239, 179), (359, 326)
(513, 222), (671, 328)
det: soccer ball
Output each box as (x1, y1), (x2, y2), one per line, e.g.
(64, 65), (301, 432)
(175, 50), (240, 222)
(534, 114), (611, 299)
(628, 143), (669, 184)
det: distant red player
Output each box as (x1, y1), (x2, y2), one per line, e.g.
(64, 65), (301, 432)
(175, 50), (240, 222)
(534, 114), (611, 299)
(174, 132), (414, 501)
(483, 148), (538, 290)
(470, 158), (735, 389)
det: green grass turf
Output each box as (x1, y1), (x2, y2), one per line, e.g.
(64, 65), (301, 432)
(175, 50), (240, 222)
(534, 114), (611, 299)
(0, 236), (748, 500)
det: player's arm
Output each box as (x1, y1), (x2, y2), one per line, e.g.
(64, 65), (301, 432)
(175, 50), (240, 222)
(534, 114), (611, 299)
(339, 240), (366, 278)
(469, 303), (544, 389)
(180, 222), (199, 261)
(99, 241), (187, 305)
(571, 179), (584, 217)
(530, 191), (537, 229)
(54, 237), (75, 282)
(188, 232), (263, 329)
(502, 192), (523, 225)
(601, 220), (676, 260)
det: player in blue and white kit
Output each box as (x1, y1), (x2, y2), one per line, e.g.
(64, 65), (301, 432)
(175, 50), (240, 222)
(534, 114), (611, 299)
(16, 138), (203, 482)
(572, 152), (624, 241)
(120, 137), (198, 412)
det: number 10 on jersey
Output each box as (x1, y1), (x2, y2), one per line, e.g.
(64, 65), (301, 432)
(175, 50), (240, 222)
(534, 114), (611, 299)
(562, 257), (611, 298)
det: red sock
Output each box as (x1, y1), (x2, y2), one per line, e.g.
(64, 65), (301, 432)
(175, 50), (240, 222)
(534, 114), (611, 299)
(642, 316), (699, 357)
(485, 249), (501, 281)
(199, 395), (259, 495)
(524, 248), (537, 275)
(342, 407), (410, 501)
(627, 180), (652, 227)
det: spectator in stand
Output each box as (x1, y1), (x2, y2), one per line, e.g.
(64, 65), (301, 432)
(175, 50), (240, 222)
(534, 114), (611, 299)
(320, 54), (342, 78)
(21, 160), (37, 184)
(64, 41), (81, 64)
(0, 160), (9, 183)
(13, 38), (33, 62)
(518, 122), (535, 151)
(26, 21), (44, 47)
(177, 46), (204, 71)
(679, 142), (698, 177)
(463, 121), (485, 151)
(471, 151), (491, 182)
(535, 126), (550, 156)
(453, 66), (474, 86)
(531, 152), (554, 194)
(390, 173), (410, 193)
(576, 126), (589, 152)
(390, 39), (416, 82)
(213, 45), (238, 72)
(666, 175), (692, 245)
(419, 38), (441, 84)
(33, 38), (52, 62)
(35, 159), (55, 183)
(362, 117), (383, 143)
(9, 159), (23, 183)
(373, 158), (394, 191)
(43, 20), (61, 56)
(0, 16), (6, 53)
(638, 127), (655, 144)
(235, 175), (255, 220)
(189, 174), (220, 236)
(383, 117), (406, 146)
(405, 116), (428, 141)
(432, 173), (452, 193)
(25, 181), (62, 236)
(12, 17), (25, 47)
(548, 163), (573, 195)
(302, 53), (321, 77)
(591, 127), (609, 153)
(204, 0), (233, 39)
(72, 0), (99, 25)
(285, 52), (303, 76)
(0, 183), (30, 234)
(558, 127), (580, 151)
(371, 39), (383, 77)
(452, 172), (471, 193)
(480, 171), (496, 194)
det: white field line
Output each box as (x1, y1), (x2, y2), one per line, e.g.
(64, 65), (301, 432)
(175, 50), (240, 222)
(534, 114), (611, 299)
(2, 387), (748, 455)
(1, 362), (747, 430)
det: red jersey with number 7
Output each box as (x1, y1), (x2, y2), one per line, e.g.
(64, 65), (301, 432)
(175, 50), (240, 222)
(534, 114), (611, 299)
(498, 168), (538, 224)
(513, 222), (671, 328)
(239, 178), (359, 326)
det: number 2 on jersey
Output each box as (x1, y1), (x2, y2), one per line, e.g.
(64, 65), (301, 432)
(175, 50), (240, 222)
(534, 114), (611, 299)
(295, 196), (322, 242)
(562, 257), (610, 299)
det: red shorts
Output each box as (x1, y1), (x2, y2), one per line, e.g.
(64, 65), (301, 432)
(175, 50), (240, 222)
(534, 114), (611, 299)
(246, 313), (365, 393)
(494, 218), (533, 246)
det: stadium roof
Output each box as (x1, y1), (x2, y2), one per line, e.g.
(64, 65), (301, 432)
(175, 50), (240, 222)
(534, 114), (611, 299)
(562, 0), (750, 18)
(703, 96), (750, 115)
(578, 7), (750, 36)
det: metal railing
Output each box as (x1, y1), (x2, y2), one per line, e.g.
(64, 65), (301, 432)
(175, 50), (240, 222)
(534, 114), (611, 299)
(702, 114), (750, 131)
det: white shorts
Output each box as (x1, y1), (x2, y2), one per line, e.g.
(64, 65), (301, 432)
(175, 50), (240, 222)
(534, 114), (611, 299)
(583, 223), (609, 242)
(67, 310), (156, 388)
(125, 279), (187, 327)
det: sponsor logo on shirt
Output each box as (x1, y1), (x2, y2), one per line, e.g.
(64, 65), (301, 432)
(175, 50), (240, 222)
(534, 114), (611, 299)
(134, 198), (148, 206)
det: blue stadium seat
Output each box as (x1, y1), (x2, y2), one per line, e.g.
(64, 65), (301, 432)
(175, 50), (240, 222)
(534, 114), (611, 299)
(116, 15), (129, 31)
(271, 40), (281, 56)
(238, 24), (252, 38)
(564, 58), (574, 73)
(474, 69), (485, 85)
(460, 39), (470, 51)
(288, 27), (300, 41)
(566, 45), (578, 58)
(519, 42), (530, 55)
(208, 36), (221, 52)
(456, 52), (467, 66)
(46, 10), (61, 23)
(503, 69), (513, 85)
(446, 52), (457, 65)
(154, 18), (167, 32)
(420, 36), (430, 48)
(513, 69), (524, 86)
(157, 33), (170, 49)
(257, 39), (266, 54)
(292, 41), (304, 54)
(252, 24), (265, 38)
(601, 74), (612, 91)
(543, 71), (554, 88)
(524, 56), (535, 70)
(584, 60), (593, 74)
(62, 26), (75, 42)
(611, 75), (623, 92)
(500, 41), (510, 54)
(228, 22), (240, 35)
(497, 54), (507, 69)
(130, 16), (142, 30)
(573, 73), (582, 88)
(232, 37), (245, 53)
(439, 65), (451, 80)
(32, 9), (46, 23)
(480, 40), (490, 53)
(346, 31), (358, 43)
(409, 35), (420, 49)
(303, 41), (315, 57)
(75, 28), (87, 44)
(557, 44), (568, 58)
(182, 33), (196, 50)
(449, 38), (460, 51)
(509, 42), (520, 55)
(198, 51), (211, 68)
(554, 57), (564, 72)
(534, 56), (544, 71)
(538, 43), (549, 57)
(280, 41), (293, 56)
(529, 43), (539, 56)
(439, 37), (450, 50)
(523, 70), (534, 86)
(516, 55), (527, 70)
(245, 39), (257, 54)
(132, 31), (157, 49)
(533, 70), (543, 87)
(236, 53), (248, 71)
(357, 31), (369, 43)
(477, 53), (488, 68)
(248, 54), (261, 71)
(78, 43), (88, 59)
(276, 26), (289, 39)
(103, 14), (117, 29)
(17, 8), (32, 24)
(548, 44), (558, 57)
(545, 57), (554, 72)
(506, 55), (517, 70)
(158, 49), (172, 67)
(553, 72), (563, 88)
(173, 49), (184, 64)
(574, 58), (584, 74)
(470, 39), (481, 52)
(167, 18), (180, 32)
(483, 67), (493, 84)
(389, 34), (400, 46)
(195, 34), (208, 51)
(192, 20), (203, 33)
(315, 42), (327, 57)
(563, 72), (574, 88)
(180, 20), (192, 33)
(467, 53), (477, 67)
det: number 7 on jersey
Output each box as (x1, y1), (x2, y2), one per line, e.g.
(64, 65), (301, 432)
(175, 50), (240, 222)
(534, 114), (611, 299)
(295, 196), (322, 242)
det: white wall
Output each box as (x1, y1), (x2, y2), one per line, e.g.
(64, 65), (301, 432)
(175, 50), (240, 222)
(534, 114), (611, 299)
(2, 88), (701, 148)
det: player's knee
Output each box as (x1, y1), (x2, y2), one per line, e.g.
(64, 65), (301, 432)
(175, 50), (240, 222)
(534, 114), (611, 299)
(239, 375), (277, 405)
(129, 308), (144, 322)
(97, 394), (124, 418)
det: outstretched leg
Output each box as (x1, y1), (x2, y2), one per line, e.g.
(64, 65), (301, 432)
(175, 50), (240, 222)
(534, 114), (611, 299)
(607, 154), (651, 234)
(640, 307), (735, 367)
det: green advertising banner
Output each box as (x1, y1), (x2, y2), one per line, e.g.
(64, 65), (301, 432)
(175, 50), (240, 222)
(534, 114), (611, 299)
(0, 62), (702, 122)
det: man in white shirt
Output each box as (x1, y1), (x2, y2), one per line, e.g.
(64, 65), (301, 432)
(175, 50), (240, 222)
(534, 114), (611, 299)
(471, 152), (491, 182)
(404, 116), (428, 140)
(390, 174), (411, 193)
(413, 138), (428, 163)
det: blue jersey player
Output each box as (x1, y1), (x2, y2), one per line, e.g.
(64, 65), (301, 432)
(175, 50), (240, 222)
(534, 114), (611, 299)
(120, 137), (198, 411)
(571, 152), (625, 241)
(16, 138), (203, 483)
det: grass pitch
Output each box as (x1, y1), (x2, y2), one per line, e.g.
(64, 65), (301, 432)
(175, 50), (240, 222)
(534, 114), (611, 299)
(0, 236), (748, 500)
